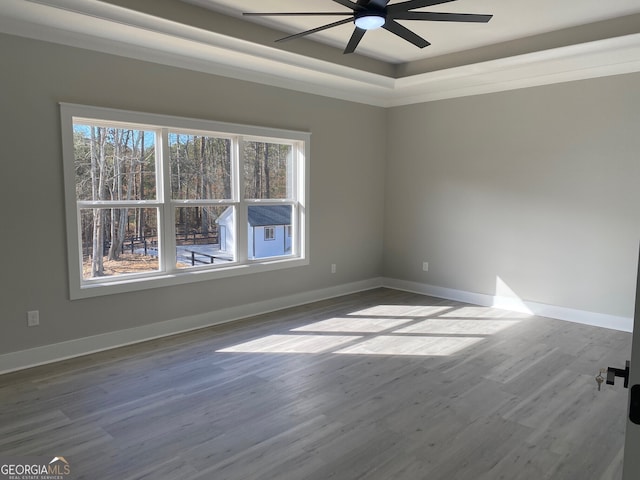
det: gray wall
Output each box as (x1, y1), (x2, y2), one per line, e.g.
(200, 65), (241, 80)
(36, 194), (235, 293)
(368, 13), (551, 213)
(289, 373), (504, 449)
(0, 34), (386, 355)
(2, 31), (639, 359)
(385, 74), (640, 317)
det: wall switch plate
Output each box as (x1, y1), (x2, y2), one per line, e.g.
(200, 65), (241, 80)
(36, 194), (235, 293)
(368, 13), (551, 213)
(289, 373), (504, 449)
(27, 310), (40, 327)
(422, 262), (429, 272)
(331, 264), (336, 274)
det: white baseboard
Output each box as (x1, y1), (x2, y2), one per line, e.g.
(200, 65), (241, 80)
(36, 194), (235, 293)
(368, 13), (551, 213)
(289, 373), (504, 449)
(2, 276), (631, 374)
(0, 277), (384, 375)
(382, 277), (633, 333)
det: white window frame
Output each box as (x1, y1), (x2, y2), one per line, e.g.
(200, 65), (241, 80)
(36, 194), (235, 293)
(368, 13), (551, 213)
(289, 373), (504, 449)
(60, 103), (310, 299)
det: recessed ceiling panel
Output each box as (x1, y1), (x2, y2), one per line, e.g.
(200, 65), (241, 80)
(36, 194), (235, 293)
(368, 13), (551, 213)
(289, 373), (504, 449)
(185, 0), (640, 63)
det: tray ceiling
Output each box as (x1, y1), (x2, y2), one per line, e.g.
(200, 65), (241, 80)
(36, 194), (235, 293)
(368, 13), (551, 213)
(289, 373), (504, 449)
(185, 0), (640, 64)
(1, 0), (640, 106)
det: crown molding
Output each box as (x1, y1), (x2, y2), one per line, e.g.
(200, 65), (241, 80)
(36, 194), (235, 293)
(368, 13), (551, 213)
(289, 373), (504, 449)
(392, 33), (640, 105)
(1, 0), (640, 107)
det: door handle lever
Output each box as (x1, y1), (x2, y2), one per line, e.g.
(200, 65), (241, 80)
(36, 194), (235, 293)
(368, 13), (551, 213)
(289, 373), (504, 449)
(606, 360), (630, 388)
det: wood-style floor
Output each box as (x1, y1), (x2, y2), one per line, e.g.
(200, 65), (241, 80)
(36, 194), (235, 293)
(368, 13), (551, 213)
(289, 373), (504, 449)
(0, 288), (632, 480)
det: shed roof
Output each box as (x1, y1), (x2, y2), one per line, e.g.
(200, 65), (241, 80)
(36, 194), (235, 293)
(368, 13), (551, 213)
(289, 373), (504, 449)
(248, 205), (291, 227)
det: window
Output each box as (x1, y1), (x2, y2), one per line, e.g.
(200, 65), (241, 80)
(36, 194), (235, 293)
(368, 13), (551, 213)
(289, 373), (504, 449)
(60, 104), (309, 299)
(264, 227), (276, 241)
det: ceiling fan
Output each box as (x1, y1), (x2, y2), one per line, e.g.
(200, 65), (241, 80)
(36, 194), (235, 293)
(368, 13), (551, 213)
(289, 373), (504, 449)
(243, 0), (493, 54)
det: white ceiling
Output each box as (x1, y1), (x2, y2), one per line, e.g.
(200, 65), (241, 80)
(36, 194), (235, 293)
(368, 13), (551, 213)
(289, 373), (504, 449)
(1, 0), (640, 107)
(185, 0), (640, 63)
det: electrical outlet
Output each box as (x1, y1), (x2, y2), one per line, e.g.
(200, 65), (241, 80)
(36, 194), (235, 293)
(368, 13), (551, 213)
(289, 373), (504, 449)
(27, 310), (40, 327)
(331, 264), (336, 274)
(422, 262), (429, 272)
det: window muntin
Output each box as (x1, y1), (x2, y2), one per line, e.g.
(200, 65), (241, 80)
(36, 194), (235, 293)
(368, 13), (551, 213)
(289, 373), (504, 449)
(61, 104), (309, 299)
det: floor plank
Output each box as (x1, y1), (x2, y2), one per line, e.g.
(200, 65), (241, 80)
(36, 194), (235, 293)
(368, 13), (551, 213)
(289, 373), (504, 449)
(0, 288), (631, 480)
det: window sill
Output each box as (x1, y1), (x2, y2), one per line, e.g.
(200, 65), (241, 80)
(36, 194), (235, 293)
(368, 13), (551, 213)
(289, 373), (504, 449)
(71, 257), (309, 300)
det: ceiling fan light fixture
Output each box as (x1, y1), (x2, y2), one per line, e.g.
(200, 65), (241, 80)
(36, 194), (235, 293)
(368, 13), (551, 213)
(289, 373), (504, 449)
(354, 12), (386, 31)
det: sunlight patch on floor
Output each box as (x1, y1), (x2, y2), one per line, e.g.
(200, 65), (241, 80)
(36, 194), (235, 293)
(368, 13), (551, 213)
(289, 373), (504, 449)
(394, 319), (521, 335)
(216, 301), (525, 356)
(334, 335), (483, 356)
(347, 305), (453, 317)
(438, 306), (531, 319)
(217, 334), (361, 353)
(291, 317), (414, 333)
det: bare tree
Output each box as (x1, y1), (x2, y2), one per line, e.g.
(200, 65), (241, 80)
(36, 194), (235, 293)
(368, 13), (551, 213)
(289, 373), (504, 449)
(263, 143), (271, 199)
(199, 136), (209, 234)
(108, 129), (134, 260)
(223, 139), (231, 199)
(90, 126), (106, 276)
(137, 131), (145, 239)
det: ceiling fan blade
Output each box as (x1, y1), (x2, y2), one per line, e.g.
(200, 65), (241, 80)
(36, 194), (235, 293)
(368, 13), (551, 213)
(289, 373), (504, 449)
(387, 0), (456, 14)
(365, 0), (391, 8)
(243, 12), (353, 17)
(344, 27), (366, 54)
(389, 12), (493, 22)
(332, 0), (365, 11)
(383, 20), (430, 48)
(275, 18), (354, 43)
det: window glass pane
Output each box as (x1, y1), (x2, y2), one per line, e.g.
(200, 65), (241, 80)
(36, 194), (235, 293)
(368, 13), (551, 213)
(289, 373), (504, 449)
(81, 208), (159, 279)
(243, 141), (292, 199)
(169, 133), (232, 200)
(248, 205), (293, 259)
(175, 206), (235, 269)
(74, 125), (156, 201)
